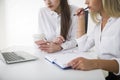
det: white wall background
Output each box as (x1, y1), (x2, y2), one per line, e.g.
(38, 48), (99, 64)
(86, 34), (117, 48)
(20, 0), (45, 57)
(0, 0), (94, 49)
(0, 0), (6, 49)
(4, 0), (45, 48)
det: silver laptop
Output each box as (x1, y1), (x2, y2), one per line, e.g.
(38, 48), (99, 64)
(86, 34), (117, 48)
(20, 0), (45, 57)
(0, 51), (38, 64)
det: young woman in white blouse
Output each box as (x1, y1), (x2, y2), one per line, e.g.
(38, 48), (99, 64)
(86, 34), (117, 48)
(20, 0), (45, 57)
(35, 0), (78, 53)
(68, 0), (120, 80)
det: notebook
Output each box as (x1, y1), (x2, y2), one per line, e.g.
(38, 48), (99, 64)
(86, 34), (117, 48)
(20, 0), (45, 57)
(0, 51), (38, 64)
(45, 51), (97, 69)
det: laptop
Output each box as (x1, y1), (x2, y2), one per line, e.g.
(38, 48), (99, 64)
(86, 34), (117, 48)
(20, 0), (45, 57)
(0, 51), (38, 64)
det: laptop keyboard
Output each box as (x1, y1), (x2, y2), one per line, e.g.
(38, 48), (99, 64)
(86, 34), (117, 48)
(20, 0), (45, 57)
(1, 52), (25, 61)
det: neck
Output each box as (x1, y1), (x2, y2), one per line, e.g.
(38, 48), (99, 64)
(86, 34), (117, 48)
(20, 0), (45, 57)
(100, 11), (110, 31)
(100, 11), (110, 21)
(55, 6), (61, 14)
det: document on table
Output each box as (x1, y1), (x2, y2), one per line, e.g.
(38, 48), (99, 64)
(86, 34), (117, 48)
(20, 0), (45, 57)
(45, 50), (97, 69)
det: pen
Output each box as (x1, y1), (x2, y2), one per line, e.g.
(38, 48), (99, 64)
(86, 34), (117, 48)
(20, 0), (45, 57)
(40, 33), (47, 41)
(73, 7), (89, 16)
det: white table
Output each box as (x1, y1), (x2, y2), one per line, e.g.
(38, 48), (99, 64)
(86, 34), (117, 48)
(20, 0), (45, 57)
(0, 46), (105, 80)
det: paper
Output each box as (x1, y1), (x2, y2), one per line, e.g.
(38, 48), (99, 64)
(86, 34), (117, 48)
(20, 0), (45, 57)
(45, 50), (97, 69)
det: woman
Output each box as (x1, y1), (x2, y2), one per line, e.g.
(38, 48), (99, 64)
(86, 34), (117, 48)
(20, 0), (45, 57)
(68, 0), (120, 80)
(35, 0), (78, 53)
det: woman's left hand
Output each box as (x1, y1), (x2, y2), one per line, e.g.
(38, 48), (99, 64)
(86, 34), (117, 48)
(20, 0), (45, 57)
(52, 35), (65, 45)
(67, 57), (97, 71)
(39, 42), (62, 53)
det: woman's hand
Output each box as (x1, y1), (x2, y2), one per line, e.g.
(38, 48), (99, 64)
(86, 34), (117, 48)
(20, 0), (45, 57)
(67, 57), (97, 71)
(52, 35), (65, 45)
(75, 8), (86, 18)
(35, 40), (48, 46)
(35, 37), (63, 53)
(39, 42), (62, 53)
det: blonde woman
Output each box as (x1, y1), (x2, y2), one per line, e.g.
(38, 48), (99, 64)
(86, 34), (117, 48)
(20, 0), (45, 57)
(68, 0), (120, 80)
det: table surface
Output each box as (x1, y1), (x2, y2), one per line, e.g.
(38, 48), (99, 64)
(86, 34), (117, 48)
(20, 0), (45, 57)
(0, 46), (105, 80)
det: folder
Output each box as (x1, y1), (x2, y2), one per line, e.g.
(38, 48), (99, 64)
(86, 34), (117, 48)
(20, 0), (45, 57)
(45, 51), (97, 69)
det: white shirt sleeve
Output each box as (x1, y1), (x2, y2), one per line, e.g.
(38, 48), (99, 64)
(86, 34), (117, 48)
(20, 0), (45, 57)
(61, 39), (77, 50)
(76, 34), (95, 52)
(111, 58), (120, 75)
(38, 8), (45, 34)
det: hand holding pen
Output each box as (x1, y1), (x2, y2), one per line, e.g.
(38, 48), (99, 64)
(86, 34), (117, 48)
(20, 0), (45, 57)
(34, 33), (49, 46)
(73, 7), (89, 16)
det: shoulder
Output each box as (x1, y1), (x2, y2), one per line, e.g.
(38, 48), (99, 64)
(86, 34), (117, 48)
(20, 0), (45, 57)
(111, 17), (120, 25)
(39, 7), (50, 15)
(113, 17), (120, 30)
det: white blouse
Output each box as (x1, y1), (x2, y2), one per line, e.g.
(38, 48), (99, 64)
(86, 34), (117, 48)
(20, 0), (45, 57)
(38, 5), (78, 50)
(76, 17), (120, 75)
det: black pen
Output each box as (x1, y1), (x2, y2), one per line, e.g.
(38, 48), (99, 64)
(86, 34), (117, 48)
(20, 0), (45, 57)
(73, 7), (89, 16)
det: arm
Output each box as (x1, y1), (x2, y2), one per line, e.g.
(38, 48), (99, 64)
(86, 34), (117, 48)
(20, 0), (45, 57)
(59, 9), (94, 51)
(68, 57), (119, 74)
(76, 8), (86, 38)
(95, 59), (119, 73)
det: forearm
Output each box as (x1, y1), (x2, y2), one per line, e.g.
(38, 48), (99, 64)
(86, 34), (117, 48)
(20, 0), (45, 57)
(77, 17), (86, 38)
(92, 59), (119, 73)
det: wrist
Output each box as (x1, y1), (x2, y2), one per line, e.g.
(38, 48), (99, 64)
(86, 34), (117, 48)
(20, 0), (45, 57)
(91, 59), (100, 69)
(60, 45), (63, 50)
(56, 45), (63, 52)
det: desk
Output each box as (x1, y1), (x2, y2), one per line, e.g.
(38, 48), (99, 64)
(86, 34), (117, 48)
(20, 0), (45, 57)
(0, 46), (105, 80)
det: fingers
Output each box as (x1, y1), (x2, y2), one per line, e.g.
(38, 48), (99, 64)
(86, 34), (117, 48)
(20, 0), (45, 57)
(75, 8), (86, 17)
(36, 36), (64, 53)
(35, 40), (47, 45)
(76, 8), (85, 15)
(56, 36), (65, 43)
(53, 35), (65, 44)
(38, 42), (53, 53)
(67, 57), (80, 67)
(40, 44), (49, 48)
(59, 35), (65, 42)
(67, 57), (85, 70)
(73, 60), (82, 70)
(40, 42), (62, 53)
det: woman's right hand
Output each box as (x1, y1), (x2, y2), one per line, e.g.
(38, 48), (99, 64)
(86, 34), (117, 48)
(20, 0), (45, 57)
(75, 8), (86, 18)
(76, 8), (86, 24)
(35, 40), (62, 53)
(52, 35), (65, 45)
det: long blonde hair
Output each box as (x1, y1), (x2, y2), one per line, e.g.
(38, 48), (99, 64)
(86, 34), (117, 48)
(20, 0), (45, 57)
(91, 0), (120, 23)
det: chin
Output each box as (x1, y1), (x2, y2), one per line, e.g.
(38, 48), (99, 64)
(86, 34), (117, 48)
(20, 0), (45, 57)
(48, 7), (55, 11)
(50, 9), (55, 11)
(90, 9), (97, 13)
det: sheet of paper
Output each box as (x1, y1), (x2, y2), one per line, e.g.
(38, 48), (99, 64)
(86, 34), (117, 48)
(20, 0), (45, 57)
(45, 49), (97, 69)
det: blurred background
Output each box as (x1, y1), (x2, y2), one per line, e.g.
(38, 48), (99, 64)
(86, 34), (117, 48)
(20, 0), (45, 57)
(0, 0), (94, 49)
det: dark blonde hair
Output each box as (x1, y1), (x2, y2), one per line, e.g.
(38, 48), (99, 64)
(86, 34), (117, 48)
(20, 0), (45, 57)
(91, 0), (120, 23)
(60, 0), (71, 40)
